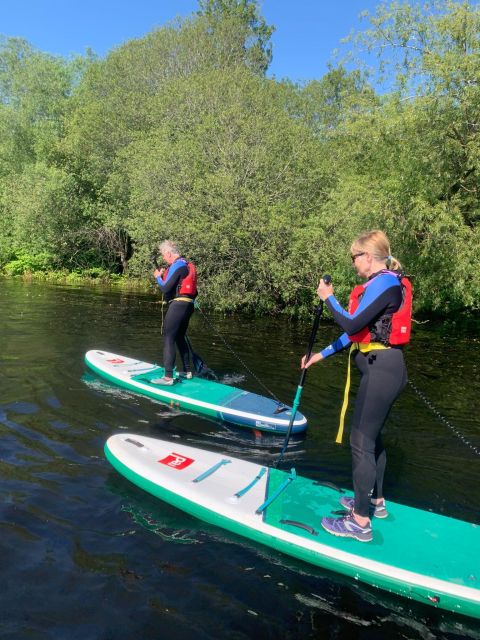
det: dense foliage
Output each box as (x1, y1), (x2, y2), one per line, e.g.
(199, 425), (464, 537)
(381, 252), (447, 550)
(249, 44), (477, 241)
(0, 0), (478, 315)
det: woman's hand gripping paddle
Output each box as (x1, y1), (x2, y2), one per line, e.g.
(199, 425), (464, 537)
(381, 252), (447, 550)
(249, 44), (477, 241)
(274, 275), (332, 467)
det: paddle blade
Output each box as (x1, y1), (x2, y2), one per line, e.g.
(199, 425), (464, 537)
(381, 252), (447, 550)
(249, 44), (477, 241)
(185, 335), (217, 379)
(191, 350), (205, 374)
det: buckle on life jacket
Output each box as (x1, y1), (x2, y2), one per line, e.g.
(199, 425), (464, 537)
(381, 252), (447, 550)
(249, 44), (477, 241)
(335, 342), (390, 444)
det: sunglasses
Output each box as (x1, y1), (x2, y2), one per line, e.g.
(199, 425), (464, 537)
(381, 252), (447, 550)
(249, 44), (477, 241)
(351, 251), (366, 263)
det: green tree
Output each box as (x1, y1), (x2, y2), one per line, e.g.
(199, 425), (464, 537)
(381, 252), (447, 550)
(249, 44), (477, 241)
(1, 163), (86, 265)
(105, 68), (331, 312)
(60, 5), (276, 281)
(197, 0), (274, 74)
(1, 1), (478, 315)
(321, 1), (480, 311)
(0, 37), (81, 171)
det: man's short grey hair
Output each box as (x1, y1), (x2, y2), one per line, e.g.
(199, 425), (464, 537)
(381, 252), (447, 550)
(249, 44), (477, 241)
(158, 240), (180, 256)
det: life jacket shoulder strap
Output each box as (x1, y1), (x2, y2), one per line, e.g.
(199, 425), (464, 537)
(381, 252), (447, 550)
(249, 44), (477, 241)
(348, 284), (365, 314)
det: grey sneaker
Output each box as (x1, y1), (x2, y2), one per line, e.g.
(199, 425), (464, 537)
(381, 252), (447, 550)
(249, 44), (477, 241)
(151, 376), (175, 386)
(339, 496), (388, 519)
(321, 514), (373, 542)
(178, 371), (193, 379)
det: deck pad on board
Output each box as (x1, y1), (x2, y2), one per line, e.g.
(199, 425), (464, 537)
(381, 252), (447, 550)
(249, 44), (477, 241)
(265, 468), (478, 586)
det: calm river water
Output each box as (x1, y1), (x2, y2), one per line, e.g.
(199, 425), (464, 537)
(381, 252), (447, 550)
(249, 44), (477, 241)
(1, 279), (479, 639)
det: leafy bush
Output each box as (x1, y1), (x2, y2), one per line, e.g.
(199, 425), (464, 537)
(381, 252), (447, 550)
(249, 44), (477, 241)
(4, 252), (55, 275)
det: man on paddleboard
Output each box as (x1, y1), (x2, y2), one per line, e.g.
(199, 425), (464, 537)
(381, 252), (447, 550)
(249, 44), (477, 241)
(152, 240), (198, 385)
(302, 230), (411, 542)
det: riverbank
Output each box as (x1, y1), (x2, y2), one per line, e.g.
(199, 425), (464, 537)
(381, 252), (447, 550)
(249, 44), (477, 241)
(2, 271), (479, 323)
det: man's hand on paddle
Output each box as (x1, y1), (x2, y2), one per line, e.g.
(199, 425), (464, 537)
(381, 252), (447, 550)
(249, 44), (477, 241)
(301, 352), (324, 369)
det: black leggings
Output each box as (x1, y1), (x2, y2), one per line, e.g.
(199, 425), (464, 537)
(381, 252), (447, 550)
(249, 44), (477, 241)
(162, 301), (194, 378)
(350, 348), (407, 518)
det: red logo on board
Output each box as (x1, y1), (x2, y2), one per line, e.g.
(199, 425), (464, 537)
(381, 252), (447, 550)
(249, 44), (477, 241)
(158, 453), (195, 470)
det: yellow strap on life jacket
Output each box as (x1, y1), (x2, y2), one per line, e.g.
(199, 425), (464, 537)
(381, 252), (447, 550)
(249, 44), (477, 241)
(335, 342), (390, 444)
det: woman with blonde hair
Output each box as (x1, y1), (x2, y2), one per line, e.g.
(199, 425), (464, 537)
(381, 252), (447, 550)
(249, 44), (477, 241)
(303, 230), (411, 542)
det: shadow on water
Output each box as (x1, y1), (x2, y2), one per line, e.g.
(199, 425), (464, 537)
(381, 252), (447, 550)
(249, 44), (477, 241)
(0, 279), (479, 639)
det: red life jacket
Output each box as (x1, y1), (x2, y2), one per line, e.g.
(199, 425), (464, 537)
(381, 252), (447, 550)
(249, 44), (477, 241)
(162, 259), (198, 298)
(348, 272), (412, 345)
(178, 260), (197, 297)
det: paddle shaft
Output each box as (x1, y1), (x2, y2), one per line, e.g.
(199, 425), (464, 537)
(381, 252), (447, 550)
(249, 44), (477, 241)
(275, 275), (331, 466)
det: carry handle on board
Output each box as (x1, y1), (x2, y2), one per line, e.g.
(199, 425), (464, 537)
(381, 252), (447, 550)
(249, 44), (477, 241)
(274, 275), (332, 467)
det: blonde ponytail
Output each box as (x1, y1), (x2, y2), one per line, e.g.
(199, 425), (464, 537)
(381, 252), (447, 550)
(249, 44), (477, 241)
(352, 230), (402, 271)
(386, 255), (402, 271)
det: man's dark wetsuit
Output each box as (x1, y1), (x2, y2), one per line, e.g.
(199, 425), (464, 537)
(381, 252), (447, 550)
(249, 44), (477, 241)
(155, 258), (195, 378)
(319, 271), (408, 518)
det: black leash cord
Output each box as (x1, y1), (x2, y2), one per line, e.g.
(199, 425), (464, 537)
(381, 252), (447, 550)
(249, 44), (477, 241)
(408, 379), (480, 457)
(194, 303), (284, 407)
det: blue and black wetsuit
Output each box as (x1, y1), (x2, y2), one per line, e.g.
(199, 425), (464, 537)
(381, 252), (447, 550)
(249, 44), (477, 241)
(156, 258), (196, 378)
(320, 271), (408, 518)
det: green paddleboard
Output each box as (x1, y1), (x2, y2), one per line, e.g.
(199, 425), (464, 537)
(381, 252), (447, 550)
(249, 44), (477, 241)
(105, 434), (480, 620)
